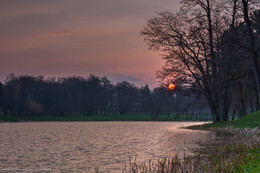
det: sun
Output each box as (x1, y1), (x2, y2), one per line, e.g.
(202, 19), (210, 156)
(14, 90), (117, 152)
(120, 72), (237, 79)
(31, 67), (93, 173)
(168, 83), (175, 90)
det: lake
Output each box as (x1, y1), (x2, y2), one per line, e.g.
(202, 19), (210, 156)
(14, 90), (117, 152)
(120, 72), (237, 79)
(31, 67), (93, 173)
(0, 122), (213, 172)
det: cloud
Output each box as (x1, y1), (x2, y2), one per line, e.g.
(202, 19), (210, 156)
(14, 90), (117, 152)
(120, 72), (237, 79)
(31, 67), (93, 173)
(0, 0), (180, 88)
(47, 30), (72, 35)
(108, 73), (143, 84)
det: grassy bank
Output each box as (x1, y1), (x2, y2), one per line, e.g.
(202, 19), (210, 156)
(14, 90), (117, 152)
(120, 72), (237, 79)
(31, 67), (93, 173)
(96, 128), (259, 173)
(126, 129), (259, 173)
(0, 113), (210, 122)
(185, 111), (260, 172)
(101, 111), (259, 173)
(187, 110), (260, 129)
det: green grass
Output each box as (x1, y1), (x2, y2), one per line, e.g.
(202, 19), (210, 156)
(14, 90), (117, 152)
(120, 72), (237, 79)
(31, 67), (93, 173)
(239, 151), (260, 173)
(184, 111), (260, 173)
(196, 129), (260, 173)
(0, 114), (124, 122)
(232, 111), (260, 128)
(0, 113), (209, 122)
(187, 111), (260, 130)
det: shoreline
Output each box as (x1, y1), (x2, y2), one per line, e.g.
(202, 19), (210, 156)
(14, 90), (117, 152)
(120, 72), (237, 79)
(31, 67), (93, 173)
(118, 111), (260, 172)
(0, 114), (212, 123)
(1, 111), (259, 172)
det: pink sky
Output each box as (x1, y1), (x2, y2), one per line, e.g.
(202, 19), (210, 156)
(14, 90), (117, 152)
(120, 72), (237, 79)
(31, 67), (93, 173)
(0, 0), (180, 88)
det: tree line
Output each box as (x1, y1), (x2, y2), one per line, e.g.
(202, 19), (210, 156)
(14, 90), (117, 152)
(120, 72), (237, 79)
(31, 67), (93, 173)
(142, 0), (260, 122)
(1, 0), (259, 122)
(0, 74), (210, 120)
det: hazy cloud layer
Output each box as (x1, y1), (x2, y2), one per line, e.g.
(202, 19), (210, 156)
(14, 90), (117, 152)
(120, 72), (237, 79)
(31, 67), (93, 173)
(0, 0), (180, 88)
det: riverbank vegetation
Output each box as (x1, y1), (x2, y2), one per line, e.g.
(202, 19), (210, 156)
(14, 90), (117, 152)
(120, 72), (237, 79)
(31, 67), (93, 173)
(101, 112), (259, 173)
(121, 129), (259, 173)
(187, 111), (260, 129)
(0, 113), (211, 122)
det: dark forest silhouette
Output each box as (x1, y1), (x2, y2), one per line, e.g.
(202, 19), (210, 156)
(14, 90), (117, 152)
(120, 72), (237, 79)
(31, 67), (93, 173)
(0, 74), (211, 120)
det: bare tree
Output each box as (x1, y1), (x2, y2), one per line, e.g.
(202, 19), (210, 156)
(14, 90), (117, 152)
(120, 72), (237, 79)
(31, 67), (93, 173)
(142, 0), (244, 121)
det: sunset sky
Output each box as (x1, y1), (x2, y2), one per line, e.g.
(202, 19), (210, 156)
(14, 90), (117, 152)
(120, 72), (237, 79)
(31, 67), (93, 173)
(0, 0), (180, 88)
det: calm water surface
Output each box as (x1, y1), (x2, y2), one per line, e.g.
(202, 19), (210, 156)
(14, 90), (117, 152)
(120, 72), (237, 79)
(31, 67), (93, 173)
(0, 122), (213, 172)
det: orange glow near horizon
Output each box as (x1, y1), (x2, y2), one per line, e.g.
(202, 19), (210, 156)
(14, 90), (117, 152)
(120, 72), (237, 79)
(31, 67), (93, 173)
(168, 83), (175, 90)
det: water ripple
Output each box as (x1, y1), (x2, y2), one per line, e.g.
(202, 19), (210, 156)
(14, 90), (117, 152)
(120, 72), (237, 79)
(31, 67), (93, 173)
(0, 121), (212, 172)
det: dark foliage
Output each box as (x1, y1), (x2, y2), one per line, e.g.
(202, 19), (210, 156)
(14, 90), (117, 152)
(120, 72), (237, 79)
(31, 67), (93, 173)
(141, 0), (260, 122)
(1, 74), (210, 119)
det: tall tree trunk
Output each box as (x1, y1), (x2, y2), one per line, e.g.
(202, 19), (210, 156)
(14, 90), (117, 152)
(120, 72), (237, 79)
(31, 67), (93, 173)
(242, 0), (260, 109)
(207, 96), (219, 122)
(221, 88), (230, 121)
(206, 0), (224, 122)
(232, 106), (237, 120)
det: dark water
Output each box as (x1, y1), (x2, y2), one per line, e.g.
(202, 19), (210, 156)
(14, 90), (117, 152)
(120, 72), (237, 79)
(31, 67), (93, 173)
(0, 122), (213, 172)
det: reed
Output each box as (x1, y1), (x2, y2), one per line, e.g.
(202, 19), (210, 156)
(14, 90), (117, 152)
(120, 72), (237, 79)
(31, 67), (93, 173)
(96, 128), (259, 173)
